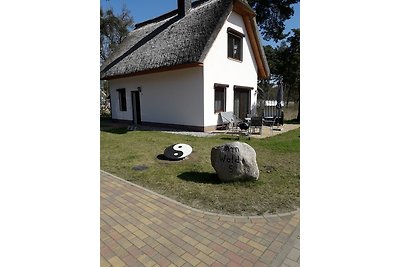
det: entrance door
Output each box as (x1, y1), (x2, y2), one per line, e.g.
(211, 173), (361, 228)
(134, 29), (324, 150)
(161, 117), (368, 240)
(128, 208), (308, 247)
(234, 88), (250, 120)
(131, 91), (141, 124)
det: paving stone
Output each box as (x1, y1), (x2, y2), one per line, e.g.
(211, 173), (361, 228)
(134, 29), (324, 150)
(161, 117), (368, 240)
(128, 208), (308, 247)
(269, 240), (284, 252)
(122, 254), (141, 266)
(108, 256), (126, 267)
(181, 252), (201, 266)
(196, 251), (215, 265)
(100, 171), (300, 266)
(224, 250), (243, 265)
(283, 258), (300, 267)
(287, 248), (300, 261)
(260, 249), (276, 264)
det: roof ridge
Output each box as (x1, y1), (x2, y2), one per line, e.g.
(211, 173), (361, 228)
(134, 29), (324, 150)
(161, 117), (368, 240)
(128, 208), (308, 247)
(134, 0), (213, 29)
(100, 0), (272, 80)
(135, 10), (178, 29)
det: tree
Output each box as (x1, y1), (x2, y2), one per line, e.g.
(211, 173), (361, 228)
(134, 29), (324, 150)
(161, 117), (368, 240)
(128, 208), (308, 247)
(100, 5), (134, 116)
(262, 28), (300, 121)
(285, 28), (300, 121)
(257, 45), (280, 110)
(278, 30), (299, 106)
(100, 5), (134, 63)
(247, 0), (299, 42)
(248, 0), (300, 120)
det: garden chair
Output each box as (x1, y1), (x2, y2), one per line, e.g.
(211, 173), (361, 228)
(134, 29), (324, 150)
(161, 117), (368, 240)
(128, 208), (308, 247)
(250, 116), (263, 135)
(219, 111), (240, 132)
(219, 111), (250, 139)
(264, 116), (283, 133)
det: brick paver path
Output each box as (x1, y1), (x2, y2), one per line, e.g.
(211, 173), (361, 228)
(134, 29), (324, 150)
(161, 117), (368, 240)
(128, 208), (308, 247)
(101, 171), (300, 267)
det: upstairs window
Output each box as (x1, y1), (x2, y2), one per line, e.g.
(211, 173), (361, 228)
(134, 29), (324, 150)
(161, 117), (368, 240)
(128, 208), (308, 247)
(227, 27), (244, 61)
(117, 88), (127, 111)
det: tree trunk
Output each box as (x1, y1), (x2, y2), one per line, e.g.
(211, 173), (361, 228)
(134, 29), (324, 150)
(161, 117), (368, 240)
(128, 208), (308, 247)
(285, 84), (291, 107)
(296, 100), (300, 122)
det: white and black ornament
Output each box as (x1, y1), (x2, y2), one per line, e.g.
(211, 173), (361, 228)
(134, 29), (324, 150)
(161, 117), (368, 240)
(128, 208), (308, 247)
(163, 143), (192, 160)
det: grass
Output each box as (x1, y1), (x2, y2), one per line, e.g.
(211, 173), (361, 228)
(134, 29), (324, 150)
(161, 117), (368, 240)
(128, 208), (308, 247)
(100, 127), (300, 216)
(283, 101), (299, 122)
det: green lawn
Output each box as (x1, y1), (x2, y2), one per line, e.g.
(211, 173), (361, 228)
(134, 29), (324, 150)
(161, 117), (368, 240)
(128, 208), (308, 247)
(100, 127), (300, 215)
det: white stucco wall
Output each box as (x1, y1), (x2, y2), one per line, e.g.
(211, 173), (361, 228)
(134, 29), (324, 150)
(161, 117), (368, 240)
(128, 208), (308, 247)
(109, 67), (204, 127)
(108, 11), (259, 130)
(203, 11), (258, 127)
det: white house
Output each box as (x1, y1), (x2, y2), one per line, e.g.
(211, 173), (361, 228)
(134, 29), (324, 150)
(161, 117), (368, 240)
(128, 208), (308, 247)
(100, 0), (270, 132)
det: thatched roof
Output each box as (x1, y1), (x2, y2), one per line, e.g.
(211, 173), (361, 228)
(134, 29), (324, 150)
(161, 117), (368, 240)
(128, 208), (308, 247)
(100, 0), (269, 80)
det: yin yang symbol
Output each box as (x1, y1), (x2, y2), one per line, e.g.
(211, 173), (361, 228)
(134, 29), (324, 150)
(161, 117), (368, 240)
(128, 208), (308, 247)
(164, 143), (193, 160)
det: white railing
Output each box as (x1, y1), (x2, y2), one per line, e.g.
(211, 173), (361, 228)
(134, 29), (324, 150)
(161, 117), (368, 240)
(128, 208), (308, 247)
(264, 100), (285, 107)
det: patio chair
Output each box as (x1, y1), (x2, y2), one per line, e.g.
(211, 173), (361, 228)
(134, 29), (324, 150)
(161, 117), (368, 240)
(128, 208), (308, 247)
(250, 116), (263, 135)
(263, 102), (284, 128)
(219, 111), (250, 139)
(219, 111), (241, 132)
(264, 116), (282, 133)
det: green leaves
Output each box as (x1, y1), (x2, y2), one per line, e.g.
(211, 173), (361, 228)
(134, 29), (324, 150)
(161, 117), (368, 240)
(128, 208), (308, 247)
(248, 0), (299, 42)
(100, 6), (134, 62)
(262, 28), (300, 104)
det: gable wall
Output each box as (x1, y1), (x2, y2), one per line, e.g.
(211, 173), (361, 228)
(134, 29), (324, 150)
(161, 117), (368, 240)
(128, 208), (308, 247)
(109, 67), (204, 127)
(202, 10), (258, 127)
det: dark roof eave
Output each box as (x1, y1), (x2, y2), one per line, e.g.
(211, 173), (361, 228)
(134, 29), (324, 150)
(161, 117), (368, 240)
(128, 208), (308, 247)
(100, 62), (204, 80)
(252, 17), (270, 79)
(232, 0), (256, 17)
(231, 0), (269, 79)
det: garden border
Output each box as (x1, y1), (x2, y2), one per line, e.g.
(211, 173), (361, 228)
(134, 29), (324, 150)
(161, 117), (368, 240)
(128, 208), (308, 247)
(101, 170), (299, 223)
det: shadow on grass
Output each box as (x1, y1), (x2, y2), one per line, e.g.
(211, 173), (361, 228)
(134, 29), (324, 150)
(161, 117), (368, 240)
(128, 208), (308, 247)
(156, 154), (184, 162)
(100, 118), (131, 134)
(220, 136), (240, 141)
(101, 127), (129, 134)
(284, 119), (300, 124)
(177, 171), (221, 184)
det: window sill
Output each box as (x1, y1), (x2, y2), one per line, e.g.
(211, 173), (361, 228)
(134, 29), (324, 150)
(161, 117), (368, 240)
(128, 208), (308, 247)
(227, 57), (243, 63)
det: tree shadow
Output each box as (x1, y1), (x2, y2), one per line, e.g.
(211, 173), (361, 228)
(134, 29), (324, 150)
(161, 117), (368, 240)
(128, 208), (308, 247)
(100, 118), (131, 134)
(284, 119), (300, 124)
(177, 172), (221, 184)
(101, 127), (129, 134)
(220, 136), (240, 141)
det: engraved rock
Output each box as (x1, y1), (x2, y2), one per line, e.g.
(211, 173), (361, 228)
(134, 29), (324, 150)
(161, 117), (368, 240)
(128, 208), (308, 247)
(211, 142), (259, 182)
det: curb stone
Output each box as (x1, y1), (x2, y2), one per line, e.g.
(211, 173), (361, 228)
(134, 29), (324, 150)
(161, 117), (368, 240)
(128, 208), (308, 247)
(101, 170), (299, 223)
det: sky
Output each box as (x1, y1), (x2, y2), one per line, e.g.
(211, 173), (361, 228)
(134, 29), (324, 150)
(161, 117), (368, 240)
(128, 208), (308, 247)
(100, 0), (300, 47)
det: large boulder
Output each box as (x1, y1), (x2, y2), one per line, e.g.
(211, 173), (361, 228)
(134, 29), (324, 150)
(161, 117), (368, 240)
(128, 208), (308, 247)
(211, 142), (259, 182)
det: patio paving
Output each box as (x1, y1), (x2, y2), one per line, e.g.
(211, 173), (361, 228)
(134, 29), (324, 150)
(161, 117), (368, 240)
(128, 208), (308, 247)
(100, 118), (300, 139)
(101, 171), (300, 267)
(211, 124), (300, 139)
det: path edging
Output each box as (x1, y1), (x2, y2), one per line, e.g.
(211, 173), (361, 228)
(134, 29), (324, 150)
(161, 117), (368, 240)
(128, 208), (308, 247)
(101, 170), (299, 223)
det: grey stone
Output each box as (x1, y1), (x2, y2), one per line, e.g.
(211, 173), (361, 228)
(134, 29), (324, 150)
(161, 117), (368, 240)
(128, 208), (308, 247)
(131, 165), (149, 171)
(211, 142), (259, 182)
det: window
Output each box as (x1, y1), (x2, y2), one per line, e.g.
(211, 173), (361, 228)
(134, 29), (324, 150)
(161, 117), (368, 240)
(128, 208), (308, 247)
(117, 88), (127, 111)
(214, 83), (228, 113)
(227, 28), (244, 61)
